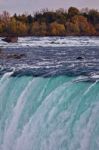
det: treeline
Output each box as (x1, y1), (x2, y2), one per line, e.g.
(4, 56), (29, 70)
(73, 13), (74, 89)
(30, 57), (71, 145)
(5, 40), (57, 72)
(0, 7), (99, 36)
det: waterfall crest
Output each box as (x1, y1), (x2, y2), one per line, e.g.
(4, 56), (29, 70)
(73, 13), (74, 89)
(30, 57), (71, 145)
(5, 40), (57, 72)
(0, 74), (99, 150)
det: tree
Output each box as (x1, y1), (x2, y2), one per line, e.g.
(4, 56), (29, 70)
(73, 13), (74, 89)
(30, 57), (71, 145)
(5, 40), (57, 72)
(0, 8), (98, 36)
(31, 22), (47, 35)
(0, 23), (4, 33)
(71, 15), (96, 35)
(7, 18), (17, 34)
(88, 9), (99, 25)
(49, 22), (65, 35)
(65, 22), (80, 34)
(16, 21), (28, 35)
(0, 11), (10, 23)
(68, 7), (80, 18)
(95, 24), (99, 32)
(27, 15), (33, 24)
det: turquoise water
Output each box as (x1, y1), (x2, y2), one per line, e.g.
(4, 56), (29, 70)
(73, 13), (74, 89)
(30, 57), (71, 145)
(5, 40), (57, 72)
(0, 73), (99, 150)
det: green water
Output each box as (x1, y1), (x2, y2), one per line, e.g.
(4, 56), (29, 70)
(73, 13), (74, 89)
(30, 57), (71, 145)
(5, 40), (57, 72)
(0, 73), (99, 150)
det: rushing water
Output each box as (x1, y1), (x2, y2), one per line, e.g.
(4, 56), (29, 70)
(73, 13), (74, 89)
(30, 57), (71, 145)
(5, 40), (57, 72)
(0, 36), (99, 150)
(0, 36), (99, 77)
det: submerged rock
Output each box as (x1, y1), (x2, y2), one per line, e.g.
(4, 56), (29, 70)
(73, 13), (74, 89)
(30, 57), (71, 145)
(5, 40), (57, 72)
(0, 48), (3, 53)
(2, 36), (18, 43)
(76, 56), (84, 60)
(0, 48), (5, 58)
(0, 48), (26, 60)
(7, 53), (26, 59)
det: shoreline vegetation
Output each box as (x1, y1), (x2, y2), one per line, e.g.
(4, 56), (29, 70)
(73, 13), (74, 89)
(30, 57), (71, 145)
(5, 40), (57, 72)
(0, 7), (99, 37)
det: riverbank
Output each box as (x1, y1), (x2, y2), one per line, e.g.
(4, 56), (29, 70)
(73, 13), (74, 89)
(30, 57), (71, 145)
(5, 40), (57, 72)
(0, 33), (99, 37)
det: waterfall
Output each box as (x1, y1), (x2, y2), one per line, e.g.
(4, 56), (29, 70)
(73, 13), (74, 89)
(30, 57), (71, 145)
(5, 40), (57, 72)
(0, 74), (99, 150)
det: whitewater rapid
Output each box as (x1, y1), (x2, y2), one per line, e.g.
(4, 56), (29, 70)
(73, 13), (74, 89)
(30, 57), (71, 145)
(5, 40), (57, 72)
(0, 73), (99, 150)
(0, 36), (99, 77)
(0, 36), (99, 48)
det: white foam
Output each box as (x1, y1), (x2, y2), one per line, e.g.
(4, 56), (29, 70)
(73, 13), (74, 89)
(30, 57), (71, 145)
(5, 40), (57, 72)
(0, 36), (99, 48)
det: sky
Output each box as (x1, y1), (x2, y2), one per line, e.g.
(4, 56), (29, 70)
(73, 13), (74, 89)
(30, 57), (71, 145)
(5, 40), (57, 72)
(0, 0), (99, 14)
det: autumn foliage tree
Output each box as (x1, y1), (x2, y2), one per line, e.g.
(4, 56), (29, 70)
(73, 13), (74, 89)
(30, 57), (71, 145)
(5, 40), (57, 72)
(0, 7), (99, 36)
(68, 7), (80, 18)
(71, 15), (96, 35)
(49, 22), (65, 35)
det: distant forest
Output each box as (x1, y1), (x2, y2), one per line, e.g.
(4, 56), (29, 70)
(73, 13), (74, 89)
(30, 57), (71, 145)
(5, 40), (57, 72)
(0, 7), (99, 36)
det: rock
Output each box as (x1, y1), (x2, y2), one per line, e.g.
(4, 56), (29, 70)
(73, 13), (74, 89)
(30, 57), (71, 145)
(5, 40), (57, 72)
(76, 56), (84, 60)
(7, 53), (26, 59)
(2, 36), (18, 43)
(0, 48), (3, 53)
(51, 41), (55, 44)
